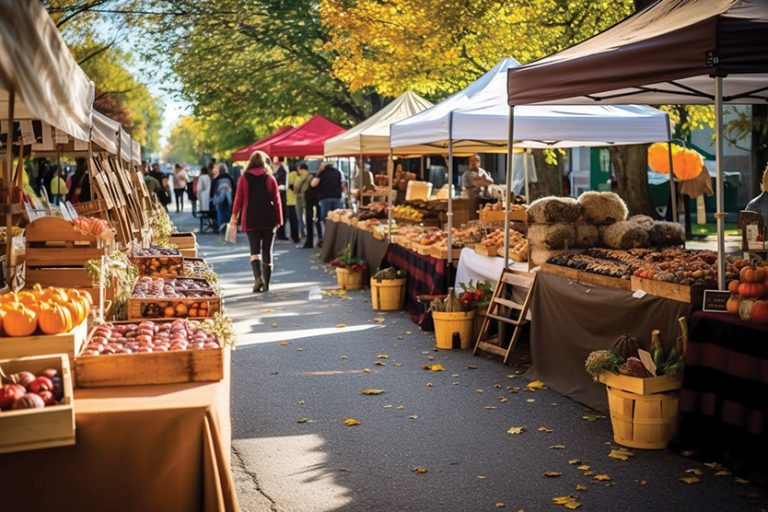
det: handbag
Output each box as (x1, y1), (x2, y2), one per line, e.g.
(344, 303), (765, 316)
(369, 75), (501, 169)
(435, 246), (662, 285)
(224, 222), (238, 244)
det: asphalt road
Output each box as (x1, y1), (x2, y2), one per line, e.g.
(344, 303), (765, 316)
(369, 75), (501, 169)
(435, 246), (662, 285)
(170, 211), (765, 512)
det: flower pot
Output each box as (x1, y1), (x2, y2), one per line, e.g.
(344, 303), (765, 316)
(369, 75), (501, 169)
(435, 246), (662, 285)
(336, 267), (365, 290)
(432, 310), (475, 350)
(370, 277), (406, 311)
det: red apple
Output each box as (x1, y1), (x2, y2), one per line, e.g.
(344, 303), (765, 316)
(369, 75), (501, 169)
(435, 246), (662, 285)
(12, 393), (45, 410)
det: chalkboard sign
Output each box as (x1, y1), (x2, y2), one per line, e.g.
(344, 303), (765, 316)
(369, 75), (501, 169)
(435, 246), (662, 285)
(703, 290), (731, 312)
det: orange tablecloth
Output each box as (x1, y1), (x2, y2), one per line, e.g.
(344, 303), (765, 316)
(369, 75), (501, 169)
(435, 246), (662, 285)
(0, 349), (238, 512)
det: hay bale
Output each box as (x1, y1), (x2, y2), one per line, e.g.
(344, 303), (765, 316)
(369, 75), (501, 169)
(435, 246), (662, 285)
(527, 223), (576, 250)
(577, 191), (628, 223)
(648, 221), (685, 246)
(601, 220), (650, 249)
(629, 214), (654, 227)
(529, 248), (574, 268)
(575, 223), (600, 248)
(527, 196), (584, 223)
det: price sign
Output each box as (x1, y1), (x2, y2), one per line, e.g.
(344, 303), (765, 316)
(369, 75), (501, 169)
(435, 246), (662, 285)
(703, 290), (731, 312)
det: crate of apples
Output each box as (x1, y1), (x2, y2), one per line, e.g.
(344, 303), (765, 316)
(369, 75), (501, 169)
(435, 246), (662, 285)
(130, 246), (183, 277)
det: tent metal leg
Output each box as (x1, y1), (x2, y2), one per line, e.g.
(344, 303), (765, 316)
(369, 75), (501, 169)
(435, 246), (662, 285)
(447, 112), (454, 269)
(504, 106), (515, 269)
(715, 76), (726, 290)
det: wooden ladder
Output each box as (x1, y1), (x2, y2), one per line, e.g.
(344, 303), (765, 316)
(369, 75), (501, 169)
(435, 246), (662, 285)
(473, 268), (537, 364)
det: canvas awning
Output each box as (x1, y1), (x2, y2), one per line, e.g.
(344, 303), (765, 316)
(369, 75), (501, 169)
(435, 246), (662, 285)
(132, 139), (141, 165)
(391, 58), (670, 154)
(0, 0), (94, 141)
(91, 111), (120, 155)
(119, 127), (132, 163)
(268, 115), (346, 157)
(231, 125), (294, 162)
(324, 92), (433, 156)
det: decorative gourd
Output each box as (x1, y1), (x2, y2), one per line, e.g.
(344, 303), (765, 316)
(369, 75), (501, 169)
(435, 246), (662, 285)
(727, 280), (740, 294)
(650, 330), (664, 368)
(739, 298), (756, 322)
(40, 287), (69, 303)
(612, 334), (640, 359)
(55, 296), (87, 325)
(740, 262), (767, 284)
(726, 295), (741, 316)
(738, 281), (766, 298)
(444, 288), (461, 313)
(3, 305), (38, 337)
(750, 300), (768, 326)
(38, 302), (73, 335)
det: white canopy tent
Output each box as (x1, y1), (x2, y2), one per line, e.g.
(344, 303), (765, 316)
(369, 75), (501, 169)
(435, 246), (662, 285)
(390, 57), (671, 267)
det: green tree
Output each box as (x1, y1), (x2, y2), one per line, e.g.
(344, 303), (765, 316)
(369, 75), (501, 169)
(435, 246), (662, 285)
(162, 116), (203, 164)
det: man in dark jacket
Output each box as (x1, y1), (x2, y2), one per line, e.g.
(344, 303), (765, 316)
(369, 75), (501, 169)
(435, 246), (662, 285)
(273, 156), (290, 241)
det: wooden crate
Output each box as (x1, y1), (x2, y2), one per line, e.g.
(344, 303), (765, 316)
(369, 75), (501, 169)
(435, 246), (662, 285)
(74, 321), (225, 387)
(0, 353), (75, 454)
(0, 319), (88, 362)
(606, 386), (679, 449)
(182, 257), (212, 278)
(598, 372), (682, 395)
(429, 245), (462, 260)
(169, 232), (197, 254)
(479, 208), (528, 223)
(130, 251), (184, 277)
(630, 276), (706, 304)
(127, 294), (221, 320)
(475, 244), (502, 257)
(24, 267), (115, 304)
(25, 217), (112, 267)
(413, 243), (434, 256)
(541, 262), (632, 291)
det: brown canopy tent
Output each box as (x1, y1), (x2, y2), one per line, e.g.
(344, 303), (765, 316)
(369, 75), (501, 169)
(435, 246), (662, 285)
(505, 0), (768, 289)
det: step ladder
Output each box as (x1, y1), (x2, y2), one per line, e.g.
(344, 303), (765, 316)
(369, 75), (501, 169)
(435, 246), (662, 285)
(473, 268), (536, 364)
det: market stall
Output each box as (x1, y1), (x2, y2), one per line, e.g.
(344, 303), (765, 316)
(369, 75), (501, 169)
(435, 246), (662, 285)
(268, 115), (345, 157)
(231, 125), (294, 162)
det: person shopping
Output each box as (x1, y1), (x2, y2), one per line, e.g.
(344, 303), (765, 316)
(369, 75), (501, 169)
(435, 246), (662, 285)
(172, 163), (188, 212)
(230, 151), (283, 293)
(49, 166), (68, 205)
(213, 164), (235, 232)
(311, 162), (344, 247)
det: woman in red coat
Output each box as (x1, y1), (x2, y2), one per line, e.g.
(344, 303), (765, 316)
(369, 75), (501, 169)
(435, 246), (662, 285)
(230, 150), (284, 292)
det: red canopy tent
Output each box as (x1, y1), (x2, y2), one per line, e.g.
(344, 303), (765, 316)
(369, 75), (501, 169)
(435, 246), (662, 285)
(267, 115), (345, 157)
(231, 125), (294, 161)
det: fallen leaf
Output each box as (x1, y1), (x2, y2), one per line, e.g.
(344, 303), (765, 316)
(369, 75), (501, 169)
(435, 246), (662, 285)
(343, 418), (361, 426)
(430, 364), (445, 372)
(405, 331), (412, 335)
(476, 389), (485, 393)
(497, 396), (509, 403)
(298, 400), (305, 405)
(551, 444), (566, 450)
(383, 405), (393, 408)
(451, 373), (460, 377)
(594, 474), (612, 481)
(553, 496), (581, 509)
(735, 477), (750, 484)
(494, 384), (502, 389)
(568, 459), (581, 465)
(484, 406), (497, 410)
(393, 362), (402, 367)
(636, 479), (647, 486)
(412, 467), (428, 474)
(715, 470), (732, 476)
(296, 348), (304, 352)
(360, 389), (386, 395)
(679, 476), (700, 484)
(372, 317), (385, 323)
(452, 382), (460, 385)
(608, 449), (634, 461)
(336, 323), (347, 328)
(426, 382), (433, 387)
(704, 462), (722, 469)
(467, 365), (478, 370)
(426, 355), (435, 360)
(396, 405), (405, 410)
(575, 485), (587, 492)
(271, 323), (279, 328)
(582, 471), (594, 477)
(363, 368), (371, 373)
(495, 501), (505, 508)
(564, 501), (582, 510)
(477, 475), (487, 480)
(376, 354), (389, 359)
(408, 415), (419, 420)
(279, 341), (289, 346)
(340, 355), (349, 360)
(507, 426), (526, 435)
(544, 471), (562, 478)
(576, 465), (590, 471)
(337, 467), (350, 472)
(296, 418), (310, 424)
(396, 336), (404, 340)
(260, 308), (274, 313)
(270, 371), (279, 375)
(685, 468), (703, 476)
(538, 426), (553, 433)
(581, 414), (604, 422)
(526, 380), (546, 390)
(374, 361), (386, 366)
(526, 398), (536, 403)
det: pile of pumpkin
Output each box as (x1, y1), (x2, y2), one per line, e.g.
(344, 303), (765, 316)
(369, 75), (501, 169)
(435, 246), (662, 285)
(0, 285), (92, 337)
(726, 260), (768, 325)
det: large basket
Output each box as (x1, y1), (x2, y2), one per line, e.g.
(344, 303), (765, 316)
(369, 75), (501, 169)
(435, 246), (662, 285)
(606, 386), (679, 449)
(336, 267), (365, 290)
(370, 278), (406, 311)
(432, 310), (475, 350)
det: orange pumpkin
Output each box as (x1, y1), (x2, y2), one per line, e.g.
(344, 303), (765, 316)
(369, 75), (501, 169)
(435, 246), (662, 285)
(41, 287), (69, 303)
(53, 298), (86, 326)
(740, 263), (766, 284)
(38, 302), (73, 334)
(728, 280), (741, 294)
(3, 305), (38, 337)
(738, 282), (767, 298)
(16, 291), (37, 306)
(726, 295), (741, 315)
(672, 148), (704, 181)
(70, 289), (93, 308)
(648, 143), (674, 174)
(751, 300), (768, 326)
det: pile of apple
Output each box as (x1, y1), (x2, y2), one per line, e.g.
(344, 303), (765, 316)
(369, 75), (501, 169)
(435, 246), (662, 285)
(80, 319), (221, 356)
(0, 368), (64, 410)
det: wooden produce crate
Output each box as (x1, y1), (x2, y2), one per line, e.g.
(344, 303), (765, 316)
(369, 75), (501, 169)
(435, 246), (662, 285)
(130, 250), (184, 277)
(25, 216), (112, 267)
(183, 257), (212, 278)
(0, 319), (88, 362)
(74, 321), (225, 387)
(630, 276), (706, 304)
(598, 372), (682, 395)
(429, 245), (462, 261)
(475, 244), (502, 257)
(0, 353), (75, 454)
(541, 262), (632, 292)
(128, 278), (221, 320)
(25, 267), (115, 304)
(169, 232), (197, 258)
(479, 208), (528, 223)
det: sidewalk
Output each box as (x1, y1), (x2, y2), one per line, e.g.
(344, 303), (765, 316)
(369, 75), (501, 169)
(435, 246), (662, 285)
(170, 211), (764, 512)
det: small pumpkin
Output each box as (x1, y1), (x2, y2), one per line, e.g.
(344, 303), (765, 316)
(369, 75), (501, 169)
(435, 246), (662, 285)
(38, 302), (73, 335)
(739, 263), (767, 284)
(612, 334), (640, 359)
(727, 280), (741, 294)
(750, 300), (768, 326)
(3, 305), (38, 337)
(738, 282), (767, 298)
(726, 294), (741, 316)
(739, 298), (757, 322)
(41, 287), (69, 303)
(54, 296), (87, 325)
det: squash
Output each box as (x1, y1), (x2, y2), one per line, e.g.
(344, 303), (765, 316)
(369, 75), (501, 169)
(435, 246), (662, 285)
(726, 294), (741, 315)
(727, 280), (741, 294)
(612, 334), (640, 359)
(54, 296), (87, 325)
(738, 282), (766, 298)
(739, 298), (756, 322)
(740, 262), (766, 284)
(751, 300), (768, 326)
(38, 302), (73, 335)
(3, 305), (37, 337)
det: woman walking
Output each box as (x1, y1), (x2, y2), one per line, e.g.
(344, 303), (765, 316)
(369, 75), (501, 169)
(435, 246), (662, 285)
(230, 151), (283, 293)
(172, 163), (189, 212)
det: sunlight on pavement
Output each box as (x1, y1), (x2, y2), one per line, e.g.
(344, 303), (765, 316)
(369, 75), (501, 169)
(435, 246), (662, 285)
(237, 324), (385, 347)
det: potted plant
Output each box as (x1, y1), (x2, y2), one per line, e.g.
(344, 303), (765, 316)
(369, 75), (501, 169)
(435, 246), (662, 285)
(370, 267), (407, 311)
(329, 244), (367, 290)
(429, 288), (476, 350)
(458, 280), (494, 339)
(585, 318), (687, 450)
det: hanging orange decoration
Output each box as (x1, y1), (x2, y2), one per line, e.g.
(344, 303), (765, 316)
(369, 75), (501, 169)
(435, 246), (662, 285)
(678, 149), (704, 181)
(648, 143), (673, 174)
(648, 143), (705, 181)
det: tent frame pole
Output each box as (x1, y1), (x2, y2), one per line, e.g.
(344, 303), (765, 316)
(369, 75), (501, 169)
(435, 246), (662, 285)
(387, 148), (394, 243)
(4, 89), (15, 287)
(715, 76), (726, 290)
(504, 106), (515, 269)
(447, 112), (454, 269)
(358, 150), (363, 210)
(665, 123), (678, 226)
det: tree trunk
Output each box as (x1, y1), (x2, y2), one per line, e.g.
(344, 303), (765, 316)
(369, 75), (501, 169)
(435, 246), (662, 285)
(610, 145), (661, 218)
(530, 150), (562, 200)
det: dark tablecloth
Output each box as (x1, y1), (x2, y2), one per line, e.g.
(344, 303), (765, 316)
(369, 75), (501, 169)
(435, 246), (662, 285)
(383, 243), (448, 328)
(321, 220), (389, 274)
(677, 311), (768, 484)
(526, 271), (692, 412)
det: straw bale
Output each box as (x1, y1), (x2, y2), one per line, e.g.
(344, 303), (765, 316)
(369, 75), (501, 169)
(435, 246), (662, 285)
(601, 220), (650, 249)
(648, 221), (685, 246)
(577, 191), (628, 223)
(527, 223), (576, 250)
(527, 196), (584, 223)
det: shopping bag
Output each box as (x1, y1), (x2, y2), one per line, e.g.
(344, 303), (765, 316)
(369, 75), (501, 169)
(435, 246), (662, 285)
(224, 222), (238, 244)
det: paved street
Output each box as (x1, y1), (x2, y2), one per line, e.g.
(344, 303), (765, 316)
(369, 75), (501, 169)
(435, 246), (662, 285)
(172, 212), (765, 512)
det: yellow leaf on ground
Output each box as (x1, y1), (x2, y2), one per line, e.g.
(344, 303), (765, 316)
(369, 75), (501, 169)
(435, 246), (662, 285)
(715, 470), (732, 476)
(564, 501), (582, 510)
(485, 406), (497, 410)
(538, 426), (553, 433)
(507, 426), (526, 435)
(376, 354), (389, 359)
(412, 467), (428, 474)
(336, 323), (347, 328)
(497, 396), (509, 403)
(594, 474), (612, 481)
(476, 389), (485, 393)
(396, 405), (405, 410)
(279, 341), (288, 346)
(609, 449), (635, 461)
(360, 389), (385, 395)
(372, 317), (385, 323)
(343, 418), (361, 426)
(680, 476), (700, 484)
(551, 444), (566, 450)
(408, 415), (418, 420)
(429, 364), (445, 372)
(576, 485), (587, 491)
(582, 471), (594, 477)
(340, 355), (349, 359)
(362, 368), (371, 373)
(526, 398), (536, 403)
(296, 418), (310, 424)
(271, 323), (279, 328)
(576, 465), (590, 471)
(568, 459), (581, 465)
(685, 468), (703, 476)
(393, 362), (402, 367)
(260, 308), (274, 313)
(477, 475), (487, 480)
(735, 477), (750, 484)
(495, 501), (505, 508)
(544, 471), (562, 477)
(581, 414), (605, 422)
(374, 361), (386, 366)
(526, 380), (546, 390)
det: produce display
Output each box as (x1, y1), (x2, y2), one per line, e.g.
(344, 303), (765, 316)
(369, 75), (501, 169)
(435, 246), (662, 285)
(130, 277), (218, 318)
(356, 203), (388, 221)
(132, 277), (216, 298)
(0, 367), (64, 410)
(327, 209), (354, 223)
(183, 258), (213, 278)
(725, 259), (768, 325)
(392, 205), (424, 222)
(130, 246), (183, 277)
(0, 286), (91, 336)
(71, 216), (115, 241)
(80, 319), (221, 356)
(477, 229), (524, 248)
